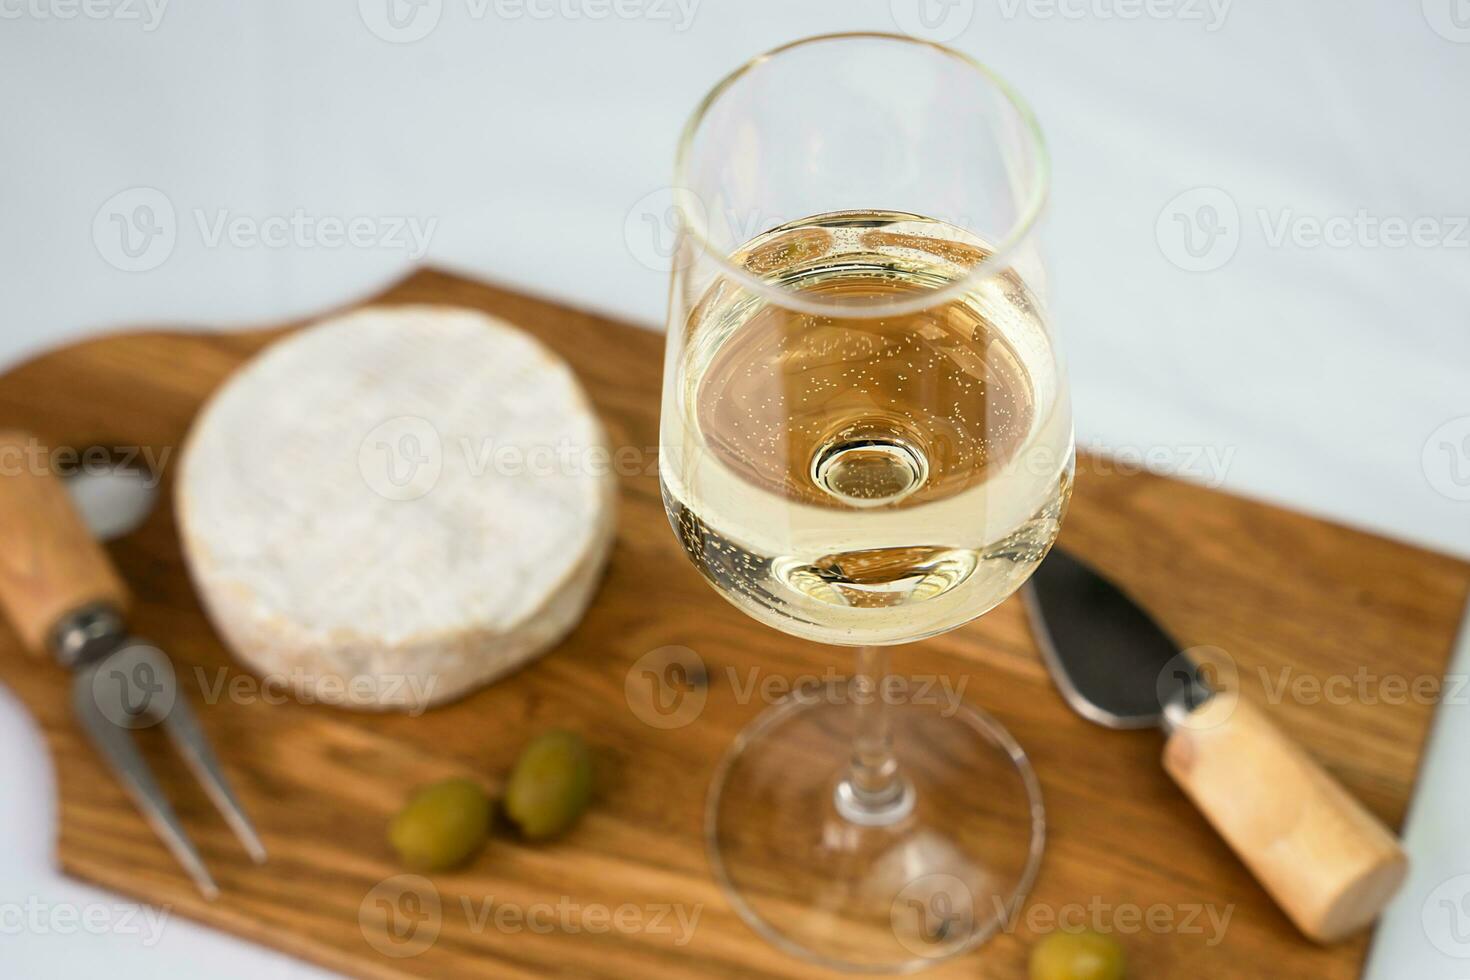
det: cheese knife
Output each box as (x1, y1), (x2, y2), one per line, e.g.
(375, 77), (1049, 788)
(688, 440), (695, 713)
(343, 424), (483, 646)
(1021, 547), (1407, 944)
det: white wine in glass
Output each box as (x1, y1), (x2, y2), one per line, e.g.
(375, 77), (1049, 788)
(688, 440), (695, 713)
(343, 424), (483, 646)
(663, 209), (1070, 647)
(658, 34), (1073, 972)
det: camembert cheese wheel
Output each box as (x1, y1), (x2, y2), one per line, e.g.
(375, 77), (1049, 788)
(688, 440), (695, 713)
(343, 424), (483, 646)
(176, 305), (615, 712)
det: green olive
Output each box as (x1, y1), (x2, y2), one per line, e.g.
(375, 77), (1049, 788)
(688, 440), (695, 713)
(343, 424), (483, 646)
(503, 730), (593, 841)
(389, 778), (491, 871)
(1029, 930), (1126, 980)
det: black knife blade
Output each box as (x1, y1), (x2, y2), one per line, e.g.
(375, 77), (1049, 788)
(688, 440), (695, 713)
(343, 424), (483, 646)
(1021, 547), (1209, 729)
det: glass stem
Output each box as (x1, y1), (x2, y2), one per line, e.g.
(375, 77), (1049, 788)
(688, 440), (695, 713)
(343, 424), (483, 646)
(836, 645), (913, 825)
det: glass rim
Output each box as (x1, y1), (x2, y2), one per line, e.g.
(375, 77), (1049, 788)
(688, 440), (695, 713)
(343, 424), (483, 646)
(671, 31), (1052, 319)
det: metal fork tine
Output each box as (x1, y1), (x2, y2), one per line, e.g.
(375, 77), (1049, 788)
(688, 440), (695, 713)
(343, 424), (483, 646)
(158, 688), (268, 865)
(72, 664), (220, 900)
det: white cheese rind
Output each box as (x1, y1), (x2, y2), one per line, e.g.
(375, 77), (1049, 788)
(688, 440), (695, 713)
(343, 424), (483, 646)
(176, 305), (615, 711)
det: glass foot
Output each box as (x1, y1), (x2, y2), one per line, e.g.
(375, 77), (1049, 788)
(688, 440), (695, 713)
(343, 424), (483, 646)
(706, 691), (1045, 972)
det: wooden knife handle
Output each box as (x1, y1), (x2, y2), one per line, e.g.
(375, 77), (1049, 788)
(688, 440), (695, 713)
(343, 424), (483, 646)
(1163, 694), (1406, 943)
(0, 431), (129, 657)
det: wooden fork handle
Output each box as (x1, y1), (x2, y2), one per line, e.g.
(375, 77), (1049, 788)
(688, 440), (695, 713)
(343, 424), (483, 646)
(0, 431), (130, 657)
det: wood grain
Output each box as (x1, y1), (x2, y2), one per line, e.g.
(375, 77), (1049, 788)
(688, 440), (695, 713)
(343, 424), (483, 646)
(0, 269), (1463, 978)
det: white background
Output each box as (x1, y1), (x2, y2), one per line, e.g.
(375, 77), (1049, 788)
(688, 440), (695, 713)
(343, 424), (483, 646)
(1, 1), (1468, 976)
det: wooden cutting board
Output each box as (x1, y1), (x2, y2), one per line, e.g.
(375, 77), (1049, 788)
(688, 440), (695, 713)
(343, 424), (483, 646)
(0, 269), (1463, 978)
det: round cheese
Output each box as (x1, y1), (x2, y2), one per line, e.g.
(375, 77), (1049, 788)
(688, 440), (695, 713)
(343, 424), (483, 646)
(176, 305), (615, 712)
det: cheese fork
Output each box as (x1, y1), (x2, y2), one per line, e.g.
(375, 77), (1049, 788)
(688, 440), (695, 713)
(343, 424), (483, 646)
(0, 430), (265, 899)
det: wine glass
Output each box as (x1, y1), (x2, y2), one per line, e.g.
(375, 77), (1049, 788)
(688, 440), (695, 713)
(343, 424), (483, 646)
(657, 33), (1071, 972)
